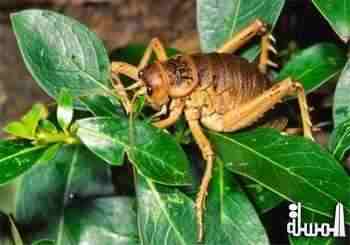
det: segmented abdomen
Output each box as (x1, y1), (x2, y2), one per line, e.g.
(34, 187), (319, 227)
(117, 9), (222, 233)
(191, 53), (271, 105)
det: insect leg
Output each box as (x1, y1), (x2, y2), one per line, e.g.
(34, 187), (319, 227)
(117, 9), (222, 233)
(222, 78), (313, 140)
(217, 19), (268, 54)
(289, 80), (313, 139)
(258, 33), (278, 74)
(110, 39), (168, 114)
(138, 38), (168, 70)
(111, 73), (133, 114)
(185, 108), (214, 242)
(111, 62), (139, 81)
(152, 99), (185, 128)
(110, 62), (142, 113)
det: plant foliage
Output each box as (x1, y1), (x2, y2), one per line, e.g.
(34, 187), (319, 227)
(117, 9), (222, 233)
(1, 2), (350, 244)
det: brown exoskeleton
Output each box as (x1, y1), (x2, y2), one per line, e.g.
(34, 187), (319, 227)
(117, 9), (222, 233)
(111, 19), (313, 242)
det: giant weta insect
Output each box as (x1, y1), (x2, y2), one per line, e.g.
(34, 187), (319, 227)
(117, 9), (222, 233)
(111, 19), (313, 242)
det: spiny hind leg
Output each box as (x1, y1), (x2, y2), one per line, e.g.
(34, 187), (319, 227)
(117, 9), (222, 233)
(258, 33), (278, 74)
(217, 19), (278, 74)
(185, 108), (214, 242)
(217, 19), (268, 54)
(223, 78), (313, 139)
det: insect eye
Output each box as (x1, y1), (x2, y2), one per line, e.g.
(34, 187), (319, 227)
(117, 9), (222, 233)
(147, 87), (153, 94)
(138, 71), (144, 78)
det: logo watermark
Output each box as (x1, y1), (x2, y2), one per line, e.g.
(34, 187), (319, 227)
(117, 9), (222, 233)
(287, 202), (346, 237)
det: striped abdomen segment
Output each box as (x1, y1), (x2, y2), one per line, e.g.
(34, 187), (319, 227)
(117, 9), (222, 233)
(191, 53), (271, 107)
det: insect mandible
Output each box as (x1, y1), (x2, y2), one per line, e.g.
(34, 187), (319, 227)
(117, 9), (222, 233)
(111, 19), (313, 242)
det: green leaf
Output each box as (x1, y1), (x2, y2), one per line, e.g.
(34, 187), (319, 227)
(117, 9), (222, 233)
(76, 117), (192, 185)
(29, 197), (138, 245)
(32, 240), (54, 245)
(80, 95), (124, 118)
(4, 104), (48, 139)
(135, 174), (197, 244)
(288, 209), (342, 245)
(57, 89), (73, 132)
(11, 10), (111, 104)
(208, 128), (350, 222)
(37, 143), (62, 163)
(15, 145), (114, 225)
(0, 140), (46, 185)
(204, 158), (269, 244)
(0, 182), (17, 214)
(21, 104), (48, 133)
(38, 120), (58, 135)
(276, 43), (346, 93)
(329, 118), (350, 162)
(312, 0), (350, 43)
(243, 178), (284, 213)
(76, 117), (126, 167)
(334, 60), (350, 126)
(3, 122), (33, 140)
(197, 0), (285, 60)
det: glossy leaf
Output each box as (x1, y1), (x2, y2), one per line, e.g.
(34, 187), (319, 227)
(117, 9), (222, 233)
(77, 117), (191, 185)
(29, 197), (138, 245)
(4, 104), (48, 139)
(0, 140), (46, 185)
(15, 145), (114, 225)
(334, 60), (350, 126)
(329, 118), (350, 162)
(76, 117), (126, 167)
(276, 43), (346, 93)
(197, 0), (285, 60)
(135, 174), (197, 244)
(204, 158), (269, 244)
(244, 178), (284, 213)
(57, 89), (73, 131)
(209, 128), (350, 222)
(80, 95), (124, 118)
(288, 209), (342, 245)
(11, 10), (111, 103)
(37, 143), (62, 163)
(312, 0), (350, 42)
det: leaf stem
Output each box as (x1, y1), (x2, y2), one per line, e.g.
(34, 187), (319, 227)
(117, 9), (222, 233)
(35, 132), (79, 145)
